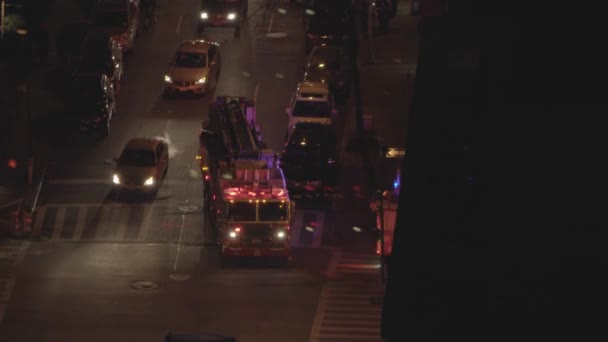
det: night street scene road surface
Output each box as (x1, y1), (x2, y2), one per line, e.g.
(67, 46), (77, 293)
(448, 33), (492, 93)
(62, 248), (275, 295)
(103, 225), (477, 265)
(3, 1), (608, 342)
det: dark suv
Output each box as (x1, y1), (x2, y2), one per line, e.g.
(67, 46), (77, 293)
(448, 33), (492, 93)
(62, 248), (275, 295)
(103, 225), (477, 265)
(304, 4), (352, 53)
(73, 35), (124, 93)
(198, 0), (248, 37)
(279, 122), (339, 198)
(67, 74), (116, 137)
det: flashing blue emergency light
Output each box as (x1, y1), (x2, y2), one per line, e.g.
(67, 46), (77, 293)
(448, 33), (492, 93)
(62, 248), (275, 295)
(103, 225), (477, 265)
(393, 180), (399, 189)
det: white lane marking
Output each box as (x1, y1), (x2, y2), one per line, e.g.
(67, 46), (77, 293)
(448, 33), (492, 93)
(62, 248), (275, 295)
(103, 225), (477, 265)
(172, 211), (186, 273)
(51, 207), (66, 240)
(267, 13), (275, 33)
(94, 205), (113, 239)
(137, 205), (154, 241)
(253, 82), (260, 103)
(72, 207), (88, 241)
(176, 15), (183, 33)
(308, 282), (330, 342)
(32, 206), (46, 237)
(114, 206), (130, 240)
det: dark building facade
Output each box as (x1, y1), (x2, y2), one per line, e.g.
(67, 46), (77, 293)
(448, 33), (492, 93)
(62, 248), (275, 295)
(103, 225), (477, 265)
(382, 8), (607, 342)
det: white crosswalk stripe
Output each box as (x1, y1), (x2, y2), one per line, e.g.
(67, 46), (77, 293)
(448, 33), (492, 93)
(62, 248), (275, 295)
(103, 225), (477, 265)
(31, 203), (205, 244)
(309, 252), (384, 342)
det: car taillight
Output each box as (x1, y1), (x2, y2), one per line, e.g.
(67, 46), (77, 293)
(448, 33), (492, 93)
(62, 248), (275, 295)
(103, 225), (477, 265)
(307, 34), (318, 39)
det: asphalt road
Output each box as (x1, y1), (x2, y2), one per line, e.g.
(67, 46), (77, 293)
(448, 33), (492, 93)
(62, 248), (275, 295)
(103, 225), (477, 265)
(0, 0), (417, 341)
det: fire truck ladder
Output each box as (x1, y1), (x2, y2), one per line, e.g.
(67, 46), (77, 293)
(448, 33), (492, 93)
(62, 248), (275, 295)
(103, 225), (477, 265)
(214, 96), (261, 161)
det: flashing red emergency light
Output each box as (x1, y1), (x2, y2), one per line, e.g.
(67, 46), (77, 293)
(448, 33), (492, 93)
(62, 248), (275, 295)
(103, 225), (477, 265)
(7, 159), (17, 169)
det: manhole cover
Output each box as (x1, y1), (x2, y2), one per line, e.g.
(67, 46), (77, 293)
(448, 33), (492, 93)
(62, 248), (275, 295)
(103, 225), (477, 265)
(170, 273), (191, 281)
(265, 32), (288, 39)
(130, 280), (159, 291)
(178, 202), (201, 213)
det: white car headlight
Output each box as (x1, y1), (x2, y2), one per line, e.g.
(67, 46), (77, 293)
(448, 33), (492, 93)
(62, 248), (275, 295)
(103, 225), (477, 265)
(164, 75), (172, 83)
(144, 176), (155, 186)
(196, 77), (206, 84)
(227, 13), (236, 20)
(113, 174), (120, 184)
(276, 230), (286, 239)
(200, 12), (208, 19)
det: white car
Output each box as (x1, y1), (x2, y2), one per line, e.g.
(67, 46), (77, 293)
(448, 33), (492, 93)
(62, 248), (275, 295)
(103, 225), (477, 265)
(112, 138), (169, 196)
(285, 81), (337, 134)
(163, 40), (221, 97)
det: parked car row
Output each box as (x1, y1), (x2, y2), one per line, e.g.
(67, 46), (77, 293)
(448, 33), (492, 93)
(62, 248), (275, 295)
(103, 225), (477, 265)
(55, 0), (156, 138)
(279, 3), (366, 199)
(302, 0), (397, 53)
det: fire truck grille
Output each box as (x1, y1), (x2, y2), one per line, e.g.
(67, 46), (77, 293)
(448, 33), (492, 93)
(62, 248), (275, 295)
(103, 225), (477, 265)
(244, 226), (274, 246)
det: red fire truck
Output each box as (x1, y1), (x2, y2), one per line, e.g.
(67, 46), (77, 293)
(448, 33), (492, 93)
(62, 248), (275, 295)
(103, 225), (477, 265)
(209, 166), (293, 261)
(198, 96), (293, 263)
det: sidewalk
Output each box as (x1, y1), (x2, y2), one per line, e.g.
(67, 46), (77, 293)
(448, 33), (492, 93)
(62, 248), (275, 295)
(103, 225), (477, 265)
(326, 0), (417, 255)
(1, 0), (82, 236)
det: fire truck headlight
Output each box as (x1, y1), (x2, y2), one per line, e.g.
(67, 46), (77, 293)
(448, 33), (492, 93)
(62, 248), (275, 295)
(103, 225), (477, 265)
(200, 12), (209, 19)
(229, 231), (237, 239)
(227, 13), (237, 20)
(276, 230), (286, 239)
(144, 176), (155, 186)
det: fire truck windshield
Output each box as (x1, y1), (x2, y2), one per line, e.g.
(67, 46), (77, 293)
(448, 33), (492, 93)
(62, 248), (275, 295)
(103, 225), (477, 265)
(226, 202), (256, 221)
(259, 202), (288, 221)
